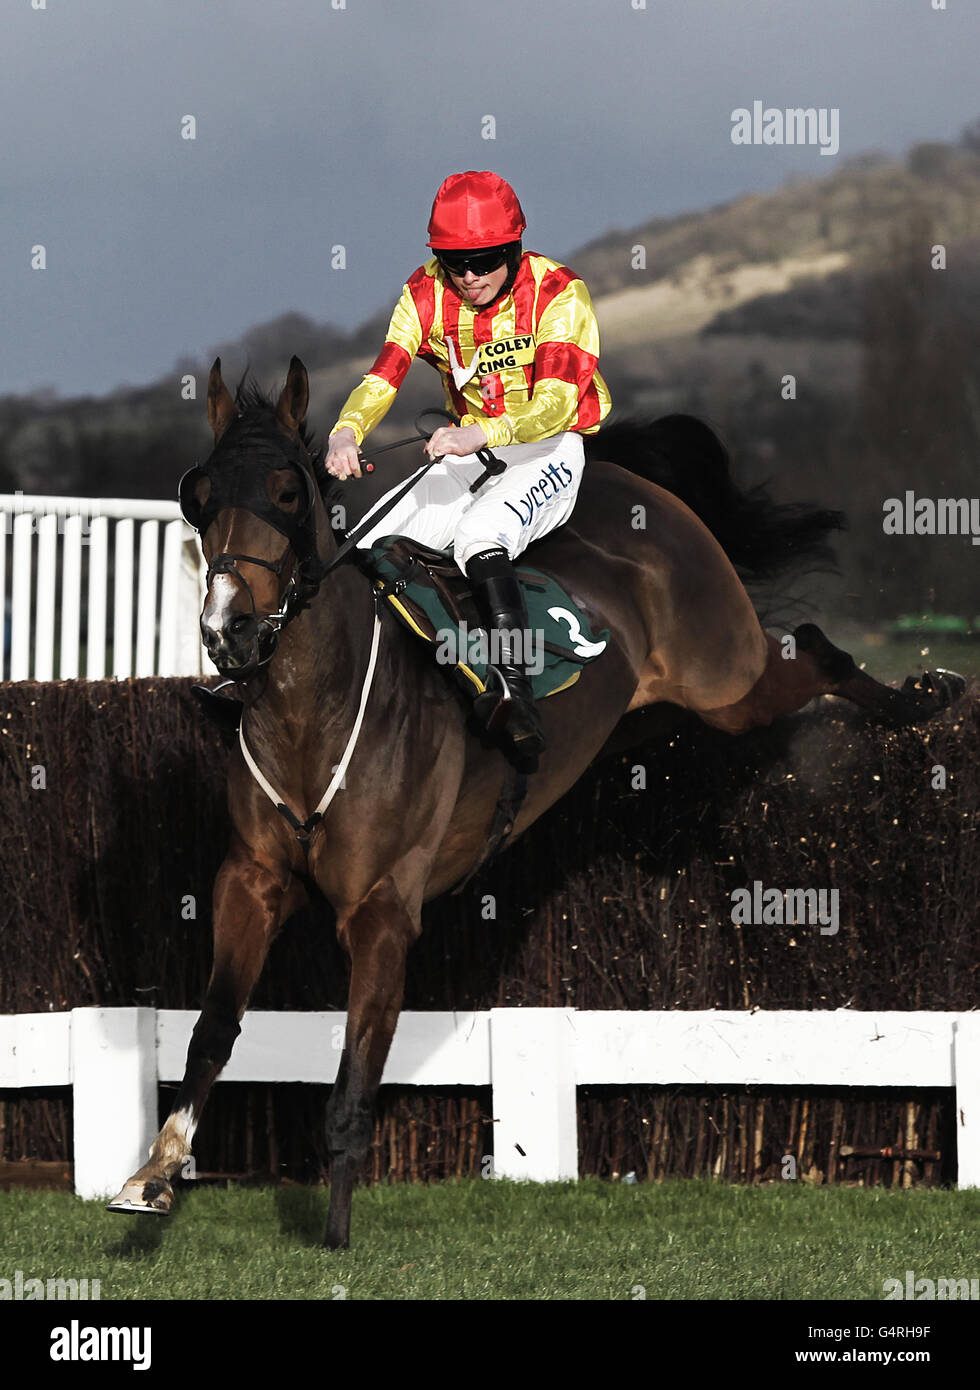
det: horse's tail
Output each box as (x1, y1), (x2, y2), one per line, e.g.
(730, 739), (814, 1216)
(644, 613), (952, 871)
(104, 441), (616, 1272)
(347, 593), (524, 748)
(584, 414), (844, 582)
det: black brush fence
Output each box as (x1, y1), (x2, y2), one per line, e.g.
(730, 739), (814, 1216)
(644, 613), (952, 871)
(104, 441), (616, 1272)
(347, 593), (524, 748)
(1, 677), (977, 1188)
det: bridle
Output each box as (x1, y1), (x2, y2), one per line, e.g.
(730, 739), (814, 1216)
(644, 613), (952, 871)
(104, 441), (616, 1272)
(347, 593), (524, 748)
(203, 548), (298, 670)
(178, 426), (326, 672)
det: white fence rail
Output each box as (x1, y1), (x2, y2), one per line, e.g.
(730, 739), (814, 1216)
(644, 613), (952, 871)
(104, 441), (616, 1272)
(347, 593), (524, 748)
(0, 494), (206, 680)
(2, 1008), (978, 1200)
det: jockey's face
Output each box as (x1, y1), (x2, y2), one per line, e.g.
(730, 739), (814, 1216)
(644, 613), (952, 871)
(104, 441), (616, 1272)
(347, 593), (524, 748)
(448, 261), (509, 307)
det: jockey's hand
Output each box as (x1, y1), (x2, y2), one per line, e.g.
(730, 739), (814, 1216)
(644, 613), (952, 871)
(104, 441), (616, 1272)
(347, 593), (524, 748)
(325, 427), (362, 479)
(425, 422), (488, 459)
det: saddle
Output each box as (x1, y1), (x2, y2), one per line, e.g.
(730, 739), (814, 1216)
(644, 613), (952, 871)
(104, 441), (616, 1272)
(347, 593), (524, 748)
(362, 535), (609, 704)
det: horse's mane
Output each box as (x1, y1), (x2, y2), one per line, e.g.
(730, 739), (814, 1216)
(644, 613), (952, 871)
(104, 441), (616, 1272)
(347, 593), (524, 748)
(224, 371), (348, 531)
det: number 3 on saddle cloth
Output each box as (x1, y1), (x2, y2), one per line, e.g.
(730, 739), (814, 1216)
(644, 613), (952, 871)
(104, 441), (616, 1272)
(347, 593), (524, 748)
(363, 535), (610, 711)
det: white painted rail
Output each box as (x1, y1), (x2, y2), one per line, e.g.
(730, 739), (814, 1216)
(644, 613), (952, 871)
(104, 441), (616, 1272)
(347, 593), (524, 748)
(0, 494), (206, 679)
(0, 1008), (977, 1199)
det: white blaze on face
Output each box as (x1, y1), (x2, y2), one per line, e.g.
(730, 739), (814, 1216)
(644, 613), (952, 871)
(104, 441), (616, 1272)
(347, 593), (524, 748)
(202, 571), (244, 641)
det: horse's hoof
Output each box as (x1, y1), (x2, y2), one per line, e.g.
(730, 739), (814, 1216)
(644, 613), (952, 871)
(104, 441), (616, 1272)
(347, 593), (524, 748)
(928, 668), (966, 705)
(901, 667), (966, 716)
(106, 1176), (174, 1215)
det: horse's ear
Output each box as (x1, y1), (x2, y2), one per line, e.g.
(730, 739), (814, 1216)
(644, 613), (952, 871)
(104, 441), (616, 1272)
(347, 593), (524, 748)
(275, 356), (309, 433)
(207, 358), (237, 440)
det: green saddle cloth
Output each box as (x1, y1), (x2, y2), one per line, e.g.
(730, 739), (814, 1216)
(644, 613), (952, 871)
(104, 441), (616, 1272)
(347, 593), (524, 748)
(365, 536), (610, 701)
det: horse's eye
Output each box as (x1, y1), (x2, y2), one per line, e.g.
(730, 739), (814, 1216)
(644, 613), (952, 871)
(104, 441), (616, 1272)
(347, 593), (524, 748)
(278, 490), (298, 505)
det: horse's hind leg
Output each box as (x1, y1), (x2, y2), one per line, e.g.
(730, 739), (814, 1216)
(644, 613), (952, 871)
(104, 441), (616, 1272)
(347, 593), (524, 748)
(698, 624), (964, 734)
(324, 876), (419, 1250)
(793, 623), (965, 723)
(107, 837), (294, 1214)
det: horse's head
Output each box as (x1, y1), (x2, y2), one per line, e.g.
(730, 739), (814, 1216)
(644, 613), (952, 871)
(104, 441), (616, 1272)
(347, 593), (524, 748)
(180, 356), (331, 680)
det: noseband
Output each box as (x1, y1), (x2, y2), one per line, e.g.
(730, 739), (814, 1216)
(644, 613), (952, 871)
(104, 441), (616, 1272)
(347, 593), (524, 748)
(204, 545), (300, 665)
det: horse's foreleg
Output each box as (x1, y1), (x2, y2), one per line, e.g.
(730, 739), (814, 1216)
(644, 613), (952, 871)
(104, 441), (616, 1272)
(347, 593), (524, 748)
(324, 876), (418, 1250)
(697, 624), (964, 734)
(107, 839), (293, 1214)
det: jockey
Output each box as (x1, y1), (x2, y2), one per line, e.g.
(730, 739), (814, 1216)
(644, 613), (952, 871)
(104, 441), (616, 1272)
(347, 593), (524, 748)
(325, 170), (611, 756)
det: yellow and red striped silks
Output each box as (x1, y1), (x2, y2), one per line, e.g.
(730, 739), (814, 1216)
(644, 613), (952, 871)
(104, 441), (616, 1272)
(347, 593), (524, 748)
(331, 253), (611, 451)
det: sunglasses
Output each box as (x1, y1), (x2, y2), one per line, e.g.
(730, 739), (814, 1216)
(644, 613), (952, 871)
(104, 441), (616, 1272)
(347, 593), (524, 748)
(437, 247), (508, 278)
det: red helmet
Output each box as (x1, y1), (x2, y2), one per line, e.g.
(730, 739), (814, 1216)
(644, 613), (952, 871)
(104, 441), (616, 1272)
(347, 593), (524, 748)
(426, 171), (526, 249)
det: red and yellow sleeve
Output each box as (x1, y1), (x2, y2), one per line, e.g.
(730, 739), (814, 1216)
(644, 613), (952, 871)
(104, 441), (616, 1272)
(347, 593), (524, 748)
(461, 275), (611, 448)
(330, 284), (423, 445)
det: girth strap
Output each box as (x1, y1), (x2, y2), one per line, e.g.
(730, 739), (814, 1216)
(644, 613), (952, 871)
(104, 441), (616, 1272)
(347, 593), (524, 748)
(237, 609), (383, 852)
(450, 764), (529, 894)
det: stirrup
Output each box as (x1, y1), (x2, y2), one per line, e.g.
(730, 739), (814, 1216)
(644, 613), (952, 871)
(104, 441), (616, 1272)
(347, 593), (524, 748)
(475, 666), (546, 754)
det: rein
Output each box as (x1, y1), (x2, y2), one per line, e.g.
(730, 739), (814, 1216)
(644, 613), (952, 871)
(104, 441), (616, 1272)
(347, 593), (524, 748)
(356, 407), (506, 481)
(320, 409), (506, 577)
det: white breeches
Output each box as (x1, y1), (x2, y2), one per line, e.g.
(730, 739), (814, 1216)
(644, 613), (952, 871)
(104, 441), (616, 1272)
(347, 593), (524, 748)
(353, 431), (586, 573)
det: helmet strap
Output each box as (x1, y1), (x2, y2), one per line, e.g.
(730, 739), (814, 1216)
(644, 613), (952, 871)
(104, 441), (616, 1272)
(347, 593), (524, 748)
(479, 242), (523, 309)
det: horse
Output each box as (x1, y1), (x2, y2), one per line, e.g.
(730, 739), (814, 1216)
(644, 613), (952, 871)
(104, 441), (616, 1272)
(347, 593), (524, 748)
(107, 356), (963, 1248)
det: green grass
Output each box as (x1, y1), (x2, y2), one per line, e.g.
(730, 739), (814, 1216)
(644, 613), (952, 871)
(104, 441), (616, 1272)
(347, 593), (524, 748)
(1, 1179), (977, 1300)
(840, 631), (980, 685)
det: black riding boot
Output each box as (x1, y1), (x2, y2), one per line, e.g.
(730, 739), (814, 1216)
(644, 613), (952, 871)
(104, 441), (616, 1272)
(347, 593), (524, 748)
(466, 547), (546, 756)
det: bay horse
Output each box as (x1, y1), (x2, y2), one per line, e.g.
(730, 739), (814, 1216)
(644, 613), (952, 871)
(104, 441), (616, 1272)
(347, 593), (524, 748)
(108, 357), (962, 1247)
